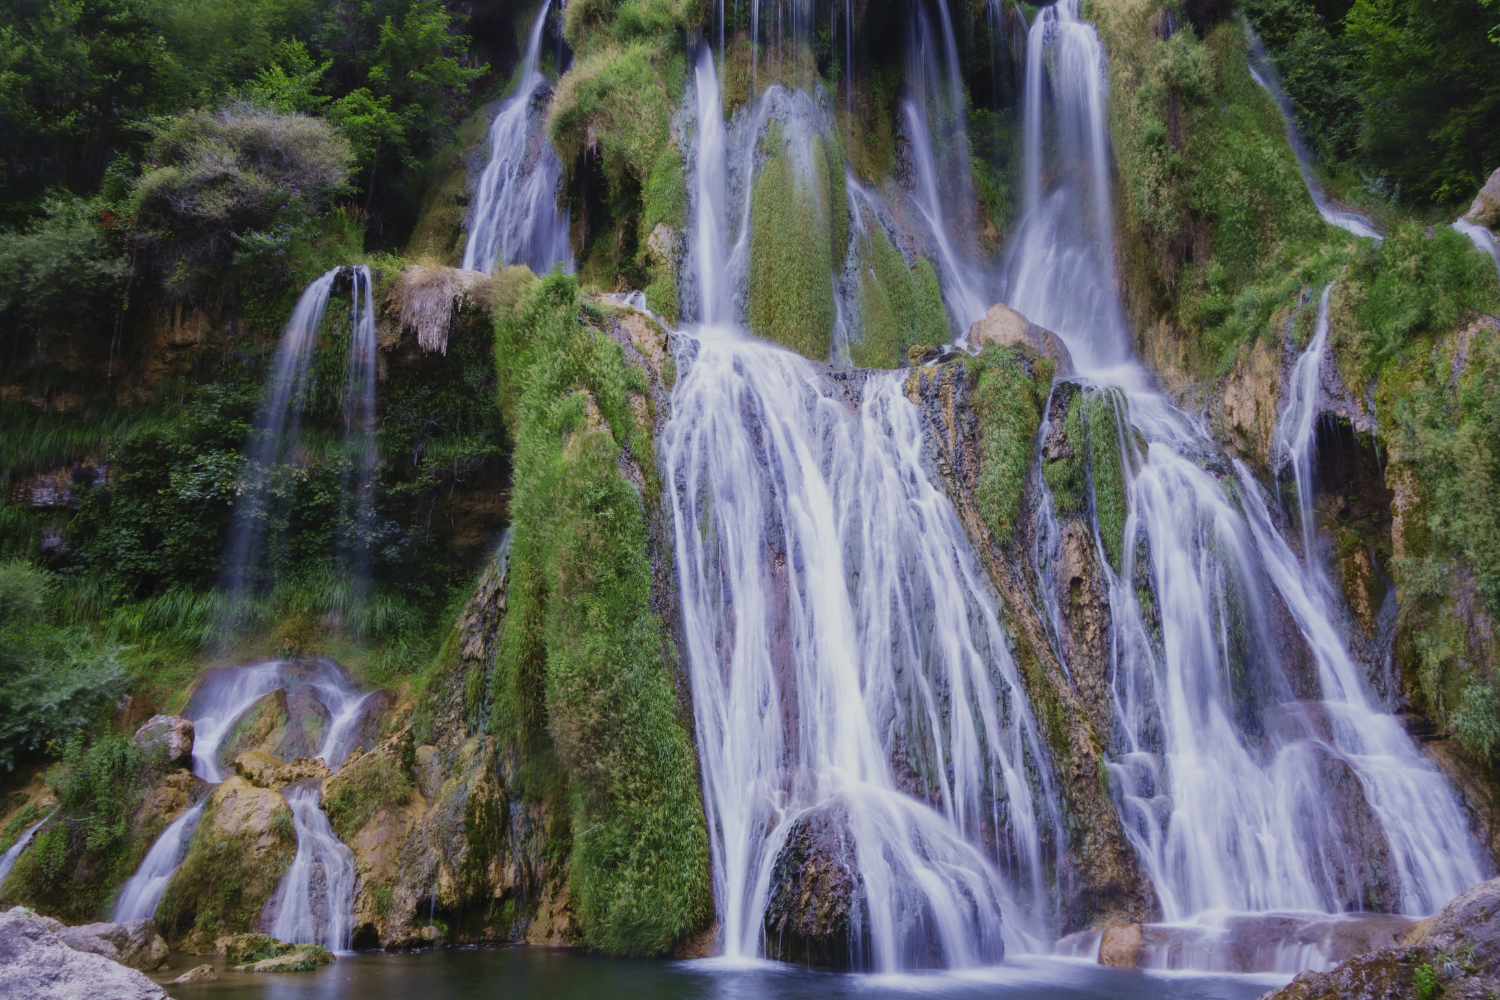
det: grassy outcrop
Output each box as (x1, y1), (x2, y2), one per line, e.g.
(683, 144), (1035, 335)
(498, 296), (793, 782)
(488, 271), (711, 955)
(849, 225), (948, 369)
(1043, 387), (1131, 573)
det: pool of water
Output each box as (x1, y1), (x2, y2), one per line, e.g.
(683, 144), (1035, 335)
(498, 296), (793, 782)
(153, 947), (1288, 1000)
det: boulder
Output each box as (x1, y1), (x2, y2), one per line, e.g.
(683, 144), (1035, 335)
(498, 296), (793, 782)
(216, 690), (290, 770)
(205, 776), (292, 856)
(233, 751), (330, 789)
(762, 804), (870, 969)
(54, 918), (169, 970)
(1098, 923), (1144, 967)
(1464, 167), (1500, 230)
(967, 303), (1074, 377)
(234, 945), (335, 972)
(1257, 877), (1500, 999)
(171, 964), (218, 983)
(132, 715), (194, 769)
(0, 907), (166, 1000)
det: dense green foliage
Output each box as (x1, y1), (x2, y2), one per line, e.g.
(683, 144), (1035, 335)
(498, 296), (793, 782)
(967, 347), (1052, 542)
(850, 226), (949, 368)
(490, 271), (711, 955)
(1043, 387), (1130, 571)
(1245, 0), (1500, 206)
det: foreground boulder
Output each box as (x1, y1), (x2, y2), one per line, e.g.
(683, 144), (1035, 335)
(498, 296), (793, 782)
(133, 715), (194, 769)
(1465, 166), (1500, 230)
(0, 907), (165, 1000)
(171, 963), (218, 982)
(54, 917), (169, 970)
(763, 805), (869, 969)
(1258, 877), (1500, 999)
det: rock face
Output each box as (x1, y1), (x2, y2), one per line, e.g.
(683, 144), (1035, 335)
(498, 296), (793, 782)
(133, 715), (194, 768)
(0, 907), (166, 1000)
(968, 303), (1076, 377)
(54, 918), (170, 970)
(1258, 877), (1500, 1000)
(763, 805), (869, 969)
(1464, 166), (1500, 229)
(1100, 912), (1415, 973)
(233, 750), (331, 789)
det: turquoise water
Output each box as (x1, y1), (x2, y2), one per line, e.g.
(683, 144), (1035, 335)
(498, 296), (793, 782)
(155, 947), (1284, 1000)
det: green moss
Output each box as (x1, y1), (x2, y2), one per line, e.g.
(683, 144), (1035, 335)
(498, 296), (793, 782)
(747, 129), (835, 361)
(1043, 390), (1086, 518)
(405, 108), (492, 264)
(823, 126), (849, 269)
(1086, 389), (1130, 573)
(322, 749), (414, 843)
(489, 271), (711, 955)
(968, 347), (1048, 543)
(156, 799), (296, 939)
(911, 257), (949, 345)
(849, 225), (951, 369)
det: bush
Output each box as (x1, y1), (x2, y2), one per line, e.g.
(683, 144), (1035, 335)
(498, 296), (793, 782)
(1451, 684), (1500, 760)
(0, 196), (130, 341)
(128, 105), (353, 287)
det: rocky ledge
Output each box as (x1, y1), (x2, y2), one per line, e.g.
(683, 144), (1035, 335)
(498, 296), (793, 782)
(0, 907), (166, 1000)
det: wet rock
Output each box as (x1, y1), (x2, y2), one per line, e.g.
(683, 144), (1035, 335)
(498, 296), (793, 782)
(968, 303), (1075, 377)
(234, 945), (334, 972)
(54, 917), (170, 970)
(233, 751), (332, 789)
(133, 715), (194, 769)
(763, 805), (870, 969)
(1107, 912), (1415, 973)
(170, 963), (218, 983)
(204, 777), (291, 852)
(0, 907), (166, 999)
(216, 690), (290, 770)
(1212, 336), (1281, 472)
(278, 683), (332, 760)
(137, 769), (207, 827)
(1098, 923), (1144, 967)
(1464, 166), (1500, 230)
(1258, 876), (1500, 999)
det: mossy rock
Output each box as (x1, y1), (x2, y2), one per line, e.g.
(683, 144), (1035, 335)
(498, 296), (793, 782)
(747, 129), (835, 361)
(849, 224), (949, 368)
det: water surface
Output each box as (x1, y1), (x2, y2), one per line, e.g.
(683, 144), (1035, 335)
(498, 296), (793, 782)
(157, 947), (1284, 1000)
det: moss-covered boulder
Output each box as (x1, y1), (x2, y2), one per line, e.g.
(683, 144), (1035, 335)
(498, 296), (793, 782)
(156, 776), (296, 942)
(849, 224), (949, 369)
(763, 805), (869, 969)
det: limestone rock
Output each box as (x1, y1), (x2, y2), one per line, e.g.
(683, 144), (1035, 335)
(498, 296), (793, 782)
(171, 964), (218, 983)
(1464, 166), (1500, 230)
(0, 907), (166, 1000)
(1098, 923), (1144, 967)
(133, 715), (194, 769)
(54, 918), (169, 970)
(205, 776), (291, 855)
(1213, 336), (1281, 471)
(1257, 876), (1500, 1000)
(233, 751), (330, 789)
(762, 805), (869, 969)
(137, 768), (206, 827)
(967, 303), (1074, 377)
(234, 945), (334, 972)
(216, 690), (290, 770)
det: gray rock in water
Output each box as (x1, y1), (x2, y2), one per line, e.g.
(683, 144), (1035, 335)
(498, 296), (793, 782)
(171, 963), (218, 983)
(133, 714), (194, 769)
(0, 907), (166, 1000)
(763, 804), (870, 969)
(1258, 876), (1500, 1000)
(55, 917), (170, 970)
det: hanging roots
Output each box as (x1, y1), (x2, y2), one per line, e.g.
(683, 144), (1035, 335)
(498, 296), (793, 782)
(391, 265), (490, 355)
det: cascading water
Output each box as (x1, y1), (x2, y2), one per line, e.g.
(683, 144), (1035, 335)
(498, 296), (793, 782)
(461, 0), (572, 275)
(1242, 21), (1381, 241)
(1014, 0), (1485, 933)
(189, 662), (285, 782)
(340, 266), (378, 591)
(112, 804), (205, 921)
(268, 784), (358, 952)
(665, 333), (1061, 969)
(316, 682), (374, 771)
(221, 271), (339, 600)
(899, 0), (990, 332)
(1455, 218), (1500, 282)
(690, 45), (735, 326)
(1274, 285), (1334, 564)
(0, 810), (55, 888)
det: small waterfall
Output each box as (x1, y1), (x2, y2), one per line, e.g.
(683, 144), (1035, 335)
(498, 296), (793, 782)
(313, 682), (373, 771)
(112, 804), (205, 921)
(461, 0), (572, 275)
(221, 271), (340, 600)
(1013, 0), (1485, 933)
(1455, 219), (1500, 282)
(1242, 21), (1381, 241)
(665, 332), (1061, 968)
(691, 45), (734, 326)
(268, 785), (358, 953)
(339, 265), (378, 595)
(189, 662), (285, 782)
(0, 811), (55, 888)
(900, 0), (990, 332)
(1274, 285), (1333, 563)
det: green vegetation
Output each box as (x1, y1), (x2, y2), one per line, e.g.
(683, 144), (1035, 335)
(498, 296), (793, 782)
(489, 271), (711, 955)
(0, 733), (143, 920)
(1042, 387), (1131, 571)
(157, 821), (296, 939)
(323, 747), (415, 843)
(1244, 0), (1500, 207)
(748, 126), (837, 360)
(850, 226), (950, 368)
(967, 347), (1053, 543)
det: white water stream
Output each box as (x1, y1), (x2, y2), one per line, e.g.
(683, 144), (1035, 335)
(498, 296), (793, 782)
(1455, 218), (1500, 282)
(113, 804), (205, 921)
(268, 784), (359, 952)
(462, 0), (572, 275)
(1013, 0), (1484, 926)
(0, 810), (56, 889)
(340, 265), (378, 592)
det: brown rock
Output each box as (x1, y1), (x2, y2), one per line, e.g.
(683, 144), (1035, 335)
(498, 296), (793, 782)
(1214, 335), (1281, 470)
(133, 716), (194, 769)
(1464, 166), (1500, 230)
(205, 776), (291, 856)
(1098, 923), (1144, 968)
(967, 303), (1074, 377)
(232, 751), (330, 789)
(170, 964), (217, 983)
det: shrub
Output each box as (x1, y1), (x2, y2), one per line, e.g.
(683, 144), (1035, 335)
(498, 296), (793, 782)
(0, 196), (130, 341)
(1451, 684), (1500, 760)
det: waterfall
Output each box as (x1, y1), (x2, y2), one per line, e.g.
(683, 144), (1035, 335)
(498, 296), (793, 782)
(112, 804), (205, 921)
(339, 265), (378, 595)
(1014, 0), (1485, 928)
(665, 331), (1061, 968)
(461, 0), (572, 275)
(899, 0), (990, 333)
(1455, 219), (1500, 282)
(1004, 0), (1130, 370)
(188, 662), (285, 782)
(691, 45), (734, 326)
(220, 270), (339, 600)
(1242, 20), (1381, 241)
(1274, 285), (1333, 563)
(268, 785), (358, 953)
(0, 811), (55, 889)
(314, 682), (374, 771)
